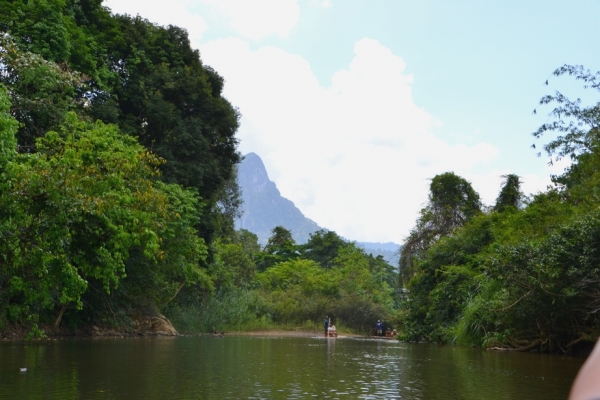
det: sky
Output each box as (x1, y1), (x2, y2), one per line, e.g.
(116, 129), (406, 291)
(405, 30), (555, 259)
(103, 0), (600, 244)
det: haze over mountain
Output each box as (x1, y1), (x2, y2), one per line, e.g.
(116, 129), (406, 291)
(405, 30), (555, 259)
(236, 152), (400, 265)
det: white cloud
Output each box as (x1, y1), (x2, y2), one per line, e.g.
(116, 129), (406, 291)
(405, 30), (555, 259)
(104, 0), (208, 42)
(310, 0), (332, 8)
(201, 38), (506, 243)
(201, 0), (300, 40)
(103, 0), (300, 42)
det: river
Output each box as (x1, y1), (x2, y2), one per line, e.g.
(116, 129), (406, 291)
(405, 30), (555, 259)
(0, 335), (584, 399)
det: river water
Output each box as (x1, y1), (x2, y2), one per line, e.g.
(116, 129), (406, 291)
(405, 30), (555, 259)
(0, 336), (584, 399)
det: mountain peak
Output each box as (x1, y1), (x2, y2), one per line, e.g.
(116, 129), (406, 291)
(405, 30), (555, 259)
(238, 152), (277, 194)
(236, 153), (320, 244)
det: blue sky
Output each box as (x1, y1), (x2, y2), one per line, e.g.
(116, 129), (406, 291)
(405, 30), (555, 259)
(105, 0), (600, 243)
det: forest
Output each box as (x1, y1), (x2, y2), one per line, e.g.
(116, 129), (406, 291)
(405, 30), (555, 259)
(398, 66), (600, 353)
(0, 0), (397, 338)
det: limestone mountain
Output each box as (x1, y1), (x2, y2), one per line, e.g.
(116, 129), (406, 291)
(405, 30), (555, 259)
(235, 152), (321, 244)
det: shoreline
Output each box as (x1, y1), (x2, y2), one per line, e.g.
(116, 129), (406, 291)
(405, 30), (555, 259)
(0, 328), (367, 341)
(225, 330), (365, 338)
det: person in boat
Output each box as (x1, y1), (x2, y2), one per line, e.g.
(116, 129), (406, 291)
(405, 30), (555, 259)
(376, 320), (383, 337)
(392, 329), (398, 337)
(324, 316), (329, 337)
(328, 324), (337, 337)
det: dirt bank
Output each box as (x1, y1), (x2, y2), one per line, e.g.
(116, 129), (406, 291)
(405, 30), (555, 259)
(1, 314), (179, 340)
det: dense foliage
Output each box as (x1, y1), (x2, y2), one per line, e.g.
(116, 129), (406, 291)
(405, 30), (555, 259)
(168, 226), (398, 334)
(399, 66), (600, 353)
(0, 1), (241, 336)
(0, 2), (398, 337)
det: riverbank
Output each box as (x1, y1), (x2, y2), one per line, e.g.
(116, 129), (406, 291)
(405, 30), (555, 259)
(0, 314), (179, 341)
(227, 330), (364, 338)
(1, 320), (367, 341)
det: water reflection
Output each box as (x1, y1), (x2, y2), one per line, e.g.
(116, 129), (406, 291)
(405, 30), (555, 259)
(0, 336), (584, 399)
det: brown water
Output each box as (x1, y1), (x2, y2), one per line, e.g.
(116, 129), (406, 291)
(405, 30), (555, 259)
(0, 336), (584, 399)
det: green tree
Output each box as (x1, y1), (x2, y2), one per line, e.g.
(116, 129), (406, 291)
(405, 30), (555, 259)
(209, 230), (260, 290)
(1, 6), (242, 250)
(0, 112), (165, 332)
(94, 16), (241, 199)
(257, 226), (299, 271)
(214, 164), (243, 238)
(235, 229), (261, 256)
(0, 109), (211, 334)
(0, 85), (18, 164)
(264, 226), (296, 252)
(301, 229), (348, 268)
(0, 0), (72, 63)
(0, 35), (88, 147)
(494, 174), (523, 212)
(400, 172), (481, 284)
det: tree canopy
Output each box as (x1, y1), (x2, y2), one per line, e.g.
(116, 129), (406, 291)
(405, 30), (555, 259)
(0, 1), (242, 336)
(397, 66), (600, 353)
(494, 174), (523, 212)
(399, 172), (481, 284)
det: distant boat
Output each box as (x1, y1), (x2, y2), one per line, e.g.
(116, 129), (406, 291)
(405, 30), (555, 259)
(19, 368), (27, 372)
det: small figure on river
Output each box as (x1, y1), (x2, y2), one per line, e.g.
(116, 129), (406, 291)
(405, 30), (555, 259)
(328, 325), (337, 337)
(376, 320), (383, 337)
(324, 316), (329, 337)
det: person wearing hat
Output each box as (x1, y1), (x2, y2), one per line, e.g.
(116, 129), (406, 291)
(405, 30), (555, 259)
(324, 316), (329, 337)
(376, 320), (383, 337)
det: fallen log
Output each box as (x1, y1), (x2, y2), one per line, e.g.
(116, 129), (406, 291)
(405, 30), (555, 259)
(488, 339), (541, 352)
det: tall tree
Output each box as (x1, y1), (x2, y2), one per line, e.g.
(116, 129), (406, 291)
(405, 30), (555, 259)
(0, 107), (205, 333)
(256, 226), (299, 271)
(302, 230), (348, 268)
(399, 172), (481, 284)
(264, 226), (296, 253)
(1, 5), (242, 249)
(494, 174), (523, 212)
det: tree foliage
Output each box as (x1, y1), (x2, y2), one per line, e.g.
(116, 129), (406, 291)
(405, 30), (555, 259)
(0, 1), (401, 337)
(0, 102), (208, 332)
(0, 1), (249, 336)
(301, 229), (348, 268)
(399, 172), (481, 285)
(532, 65), (600, 163)
(1, 3), (242, 248)
(399, 66), (600, 352)
(494, 174), (523, 212)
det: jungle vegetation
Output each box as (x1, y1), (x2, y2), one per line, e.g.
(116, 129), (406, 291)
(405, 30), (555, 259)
(0, 0), (398, 337)
(399, 65), (600, 353)
(2, 1), (599, 352)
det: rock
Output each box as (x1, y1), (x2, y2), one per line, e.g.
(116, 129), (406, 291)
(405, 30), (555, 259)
(89, 315), (178, 337)
(134, 315), (178, 336)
